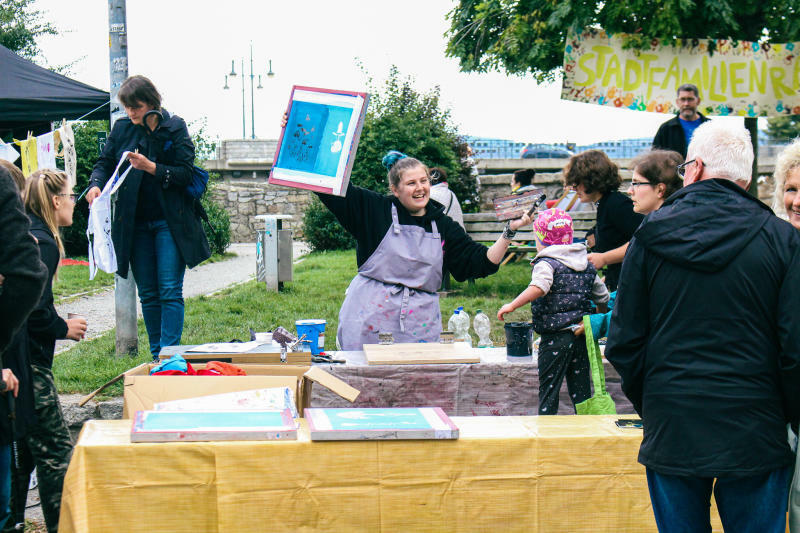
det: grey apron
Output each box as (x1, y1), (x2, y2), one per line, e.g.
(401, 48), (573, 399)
(338, 204), (443, 350)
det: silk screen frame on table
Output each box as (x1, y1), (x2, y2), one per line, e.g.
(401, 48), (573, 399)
(269, 86), (369, 196)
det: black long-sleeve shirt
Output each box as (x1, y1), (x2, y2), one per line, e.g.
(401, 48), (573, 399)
(27, 215), (68, 369)
(318, 184), (498, 282)
(594, 191), (644, 291)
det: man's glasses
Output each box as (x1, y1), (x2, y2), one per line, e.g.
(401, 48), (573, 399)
(677, 159), (703, 177)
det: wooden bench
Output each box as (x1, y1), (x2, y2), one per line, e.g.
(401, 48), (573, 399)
(464, 210), (597, 264)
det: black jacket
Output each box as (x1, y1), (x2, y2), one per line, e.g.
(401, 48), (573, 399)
(652, 113), (710, 158)
(27, 215), (68, 370)
(0, 169), (46, 445)
(0, 168), (47, 353)
(594, 191), (643, 291)
(606, 179), (800, 477)
(318, 184), (499, 282)
(89, 110), (210, 278)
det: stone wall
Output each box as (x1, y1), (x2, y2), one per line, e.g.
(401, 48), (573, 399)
(209, 179), (313, 243)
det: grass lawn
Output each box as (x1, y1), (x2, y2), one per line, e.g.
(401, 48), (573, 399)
(52, 252), (237, 304)
(54, 249), (538, 396)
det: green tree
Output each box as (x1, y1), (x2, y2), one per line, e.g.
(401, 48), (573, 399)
(62, 120), (109, 256)
(190, 117), (231, 256)
(302, 66), (481, 251)
(445, 0), (800, 197)
(350, 65), (480, 209)
(0, 0), (56, 59)
(766, 116), (800, 142)
(445, 0), (800, 83)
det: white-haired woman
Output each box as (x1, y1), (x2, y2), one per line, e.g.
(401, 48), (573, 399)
(773, 139), (800, 533)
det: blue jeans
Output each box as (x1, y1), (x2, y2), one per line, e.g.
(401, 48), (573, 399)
(0, 444), (10, 530)
(646, 466), (792, 533)
(130, 220), (186, 358)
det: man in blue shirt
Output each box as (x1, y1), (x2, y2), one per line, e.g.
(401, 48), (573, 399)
(652, 84), (709, 158)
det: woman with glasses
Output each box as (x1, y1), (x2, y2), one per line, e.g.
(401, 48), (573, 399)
(8, 169), (87, 531)
(563, 150), (644, 291)
(86, 75), (210, 360)
(580, 150), (683, 287)
(772, 140), (800, 533)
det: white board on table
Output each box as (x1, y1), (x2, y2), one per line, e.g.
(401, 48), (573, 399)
(363, 342), (479, 365)
(305, 407), (459, 440)
(153, 387), (299, 419)
(131, 409), (297, 442)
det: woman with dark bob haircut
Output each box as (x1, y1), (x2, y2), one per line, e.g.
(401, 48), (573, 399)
(86, 75), (210, 360)
(583, 149), (684, 276)
(563, 150), (643, 291)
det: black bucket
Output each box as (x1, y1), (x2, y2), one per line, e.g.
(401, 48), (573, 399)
(504, 322), (533, 356)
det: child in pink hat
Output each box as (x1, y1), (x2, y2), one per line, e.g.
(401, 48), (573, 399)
(498, 208), (609, 415)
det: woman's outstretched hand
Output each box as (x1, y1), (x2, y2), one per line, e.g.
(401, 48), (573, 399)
(509, 212), (532, 231)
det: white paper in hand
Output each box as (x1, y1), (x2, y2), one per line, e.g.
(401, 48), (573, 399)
(87, 151), (133, 279)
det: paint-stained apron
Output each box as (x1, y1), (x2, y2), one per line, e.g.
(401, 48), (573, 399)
(338, 204), (443, 350)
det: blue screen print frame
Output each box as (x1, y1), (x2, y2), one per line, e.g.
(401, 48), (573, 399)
(269, 86), (369, 197)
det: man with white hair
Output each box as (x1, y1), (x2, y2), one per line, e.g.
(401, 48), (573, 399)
(606, 120), (800, 532)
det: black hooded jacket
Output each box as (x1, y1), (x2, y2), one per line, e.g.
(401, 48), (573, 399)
(606, 179), (800, 477)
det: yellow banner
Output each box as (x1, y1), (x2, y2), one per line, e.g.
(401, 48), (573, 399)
(561, 28), (800, 117)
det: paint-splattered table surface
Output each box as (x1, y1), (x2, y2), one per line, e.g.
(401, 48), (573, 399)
(161, 345), (537, 366)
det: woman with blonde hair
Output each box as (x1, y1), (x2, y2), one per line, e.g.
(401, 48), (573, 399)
(773, 139), (800, 533)
(9, 169), (87, 532)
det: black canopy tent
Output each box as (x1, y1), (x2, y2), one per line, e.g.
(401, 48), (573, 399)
(0, 43), (110, 138)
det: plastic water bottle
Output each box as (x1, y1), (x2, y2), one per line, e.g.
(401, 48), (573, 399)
(447, 309), (460, 334)
(453, 308), (472, 346)
(457, 306), (472, 346)
(473, 309), (493, 348)
(457, 306), (470, 326)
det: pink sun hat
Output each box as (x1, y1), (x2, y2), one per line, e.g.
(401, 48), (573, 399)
(533, 208), (574, 245)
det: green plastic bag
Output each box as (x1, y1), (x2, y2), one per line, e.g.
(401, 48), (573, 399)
(575, 315), (617, 415)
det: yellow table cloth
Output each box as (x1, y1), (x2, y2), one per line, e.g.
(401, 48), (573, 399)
(60, 415), (724, 532)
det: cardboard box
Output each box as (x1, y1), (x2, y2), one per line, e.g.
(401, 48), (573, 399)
(121, 363), (359, 419)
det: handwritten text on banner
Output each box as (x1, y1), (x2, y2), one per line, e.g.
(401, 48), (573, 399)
(561, 29), (800, 117)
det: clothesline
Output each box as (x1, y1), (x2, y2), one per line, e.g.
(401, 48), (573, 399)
(0, 119), (78, 187)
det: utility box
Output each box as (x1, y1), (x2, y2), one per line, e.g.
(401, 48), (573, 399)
(255, 214), (293, 291)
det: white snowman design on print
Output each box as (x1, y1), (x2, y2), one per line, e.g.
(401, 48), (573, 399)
(330, 121), (345, 153)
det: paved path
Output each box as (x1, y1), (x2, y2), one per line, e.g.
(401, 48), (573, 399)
(55, 242), (309, 353)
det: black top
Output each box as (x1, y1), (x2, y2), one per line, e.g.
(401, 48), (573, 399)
(27, 214), (68, 369)
(606, 179), (800, 477)
(0, 168), (46, 445)
(652, 113), (710, 158)
(594, 191), (644, 291)
(318, 184), (499, 282)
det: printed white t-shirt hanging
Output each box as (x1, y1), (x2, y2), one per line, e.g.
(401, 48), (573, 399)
(87, 151), (133, 279)
(36, 131), (56, 169)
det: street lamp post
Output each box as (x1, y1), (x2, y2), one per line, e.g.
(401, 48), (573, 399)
(223, 44), (275, 139)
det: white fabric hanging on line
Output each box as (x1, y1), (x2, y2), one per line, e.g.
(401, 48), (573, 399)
(0, 140), (20, 164)
(87, 151), (132, 280)
(36, 131), (57, 170)
(57, 123), (77, 188)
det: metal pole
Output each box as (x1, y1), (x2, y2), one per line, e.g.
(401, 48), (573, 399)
(240, 58), (246, 139)
(250, 43), (256, 139)
(108, 0), (138, 357)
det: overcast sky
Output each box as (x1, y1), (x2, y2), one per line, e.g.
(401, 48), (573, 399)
(32, 0), (756, 146)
